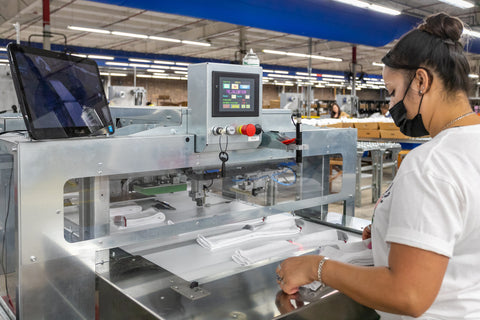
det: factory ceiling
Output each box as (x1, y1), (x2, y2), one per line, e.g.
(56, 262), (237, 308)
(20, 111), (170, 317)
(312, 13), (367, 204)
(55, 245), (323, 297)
(1, 0), (480, 76)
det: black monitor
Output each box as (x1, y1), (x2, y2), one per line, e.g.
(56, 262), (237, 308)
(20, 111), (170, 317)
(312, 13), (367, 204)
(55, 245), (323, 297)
(7, 43), (114, 139)
(212, 71), (260, 117)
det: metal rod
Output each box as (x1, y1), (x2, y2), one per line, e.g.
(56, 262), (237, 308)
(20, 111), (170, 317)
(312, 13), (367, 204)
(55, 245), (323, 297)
(42, 0), (51, 50)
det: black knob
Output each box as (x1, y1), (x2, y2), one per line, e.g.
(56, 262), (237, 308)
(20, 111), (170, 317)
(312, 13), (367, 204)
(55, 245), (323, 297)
(255, 124), (262, 135)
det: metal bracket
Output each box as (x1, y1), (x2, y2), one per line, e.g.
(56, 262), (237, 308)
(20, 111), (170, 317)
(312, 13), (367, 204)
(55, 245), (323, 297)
(170, 277), (210, 300)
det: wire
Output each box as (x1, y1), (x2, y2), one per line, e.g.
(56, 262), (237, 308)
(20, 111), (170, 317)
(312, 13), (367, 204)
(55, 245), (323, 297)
(290, 114), (296, 127)
(271, 166), (297, 186)
(218, 134), (229, 153)
(0, 130), (27, 136)
(0, 162), (13, 301)
(203, 179), (214, 190)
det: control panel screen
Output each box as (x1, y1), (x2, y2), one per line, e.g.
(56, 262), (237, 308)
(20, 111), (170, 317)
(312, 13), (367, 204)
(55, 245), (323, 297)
(212, 71), (259, 117)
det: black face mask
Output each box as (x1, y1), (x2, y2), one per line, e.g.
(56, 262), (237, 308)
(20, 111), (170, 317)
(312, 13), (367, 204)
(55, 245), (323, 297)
(389, 76), (430, 137)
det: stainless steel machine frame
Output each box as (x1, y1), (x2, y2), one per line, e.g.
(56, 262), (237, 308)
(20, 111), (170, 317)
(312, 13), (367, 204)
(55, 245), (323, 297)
(0, 118), (358, 319)
(0, 60), (363, 319)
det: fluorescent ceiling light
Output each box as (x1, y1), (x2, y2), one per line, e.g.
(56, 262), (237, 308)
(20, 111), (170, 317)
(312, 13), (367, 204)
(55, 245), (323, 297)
(0, 48), (7, 51)
(128, 63), (151, 68)
(149, 65), (170, 70)
(68, 25), (110, 34)
(100, 72), (127, 77)
(147, 69), (166, 73)
(263, 49), (287, 55)
(372, 62), (385, 67)
(71, 53), (87, 58)
(438, 0), (474, 9)
(310, 55), (342, 62)
(149, 36), (181, 43)
(263, 49), (342, 62)
(174, 71), (188, 74)
(153, 60), (175, 65)
(322, 74), (344, 79)
(88, 54), (114, 60)
(0, 59), (8, 63)
(468, 74), (479, 78)
(112, 31), (148, 39)
(369, 4), (401, 15)
(128, 58), (152, 63)
(463, 29), (480, 38)
(171, 66), (188, 71)
(332, 0), (401, 15)
(181, 40), (211, 47)
(334, 0), (369, 8)
(106, 62), (129, 67)
(137, 74), (153, 78)
(175, 62), (190, 66)
(274, 70), (289, 74)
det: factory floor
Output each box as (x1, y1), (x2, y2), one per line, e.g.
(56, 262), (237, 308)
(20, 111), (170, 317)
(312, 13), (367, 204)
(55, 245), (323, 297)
(328, 169), (395, 223)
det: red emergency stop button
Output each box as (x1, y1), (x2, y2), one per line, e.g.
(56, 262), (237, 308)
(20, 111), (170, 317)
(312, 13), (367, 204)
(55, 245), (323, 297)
(238, 124), (256, 137)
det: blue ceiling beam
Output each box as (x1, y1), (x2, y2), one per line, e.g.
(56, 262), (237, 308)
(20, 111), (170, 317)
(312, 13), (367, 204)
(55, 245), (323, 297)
(88, 0), (421, 47)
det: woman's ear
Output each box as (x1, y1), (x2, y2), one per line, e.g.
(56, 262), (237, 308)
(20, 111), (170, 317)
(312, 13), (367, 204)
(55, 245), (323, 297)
(416, 68), (431, 94)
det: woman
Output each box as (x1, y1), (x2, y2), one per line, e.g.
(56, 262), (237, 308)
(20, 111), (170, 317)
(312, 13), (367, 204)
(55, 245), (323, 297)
(276, 13), (480, 319)
(330, 102), (349, 118)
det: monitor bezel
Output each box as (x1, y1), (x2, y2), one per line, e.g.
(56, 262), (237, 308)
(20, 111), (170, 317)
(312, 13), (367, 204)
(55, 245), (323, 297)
(211, 71), (260, 118)
(7, 43), (114, 140)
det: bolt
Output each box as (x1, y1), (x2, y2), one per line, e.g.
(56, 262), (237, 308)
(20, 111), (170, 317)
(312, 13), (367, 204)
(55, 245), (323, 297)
(56, 209), (61, 215)
(30, 256), (37, 262)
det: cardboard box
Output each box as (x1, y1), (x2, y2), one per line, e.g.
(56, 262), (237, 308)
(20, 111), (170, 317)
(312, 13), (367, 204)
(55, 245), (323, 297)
(357, 129), (380, 138)
(270, 100), (280, 108)
(353, 122), (379, 130)
(325, 123), (345, 128)
(325, 122), (355, 128)
(379, 129), (408, 139)
(378, 122), (398, 130)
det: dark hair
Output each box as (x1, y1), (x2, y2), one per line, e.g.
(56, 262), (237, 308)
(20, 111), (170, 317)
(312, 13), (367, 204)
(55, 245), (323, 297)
(330, 102), (341, 118)
(381, 12), (470, 94)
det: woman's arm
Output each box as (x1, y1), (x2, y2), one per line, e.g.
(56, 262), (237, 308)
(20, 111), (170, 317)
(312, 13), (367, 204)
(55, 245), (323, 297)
(278, 243), (448, 317)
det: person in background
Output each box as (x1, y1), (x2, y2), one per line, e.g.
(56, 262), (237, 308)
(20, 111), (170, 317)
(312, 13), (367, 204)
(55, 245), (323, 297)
(329, 102), (349, 118)
(276, 12), (480, 319)
(370, 104), (390, 118)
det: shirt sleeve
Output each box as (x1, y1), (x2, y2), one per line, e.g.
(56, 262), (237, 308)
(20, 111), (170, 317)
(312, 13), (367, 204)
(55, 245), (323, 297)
(385, 168), (463, 258)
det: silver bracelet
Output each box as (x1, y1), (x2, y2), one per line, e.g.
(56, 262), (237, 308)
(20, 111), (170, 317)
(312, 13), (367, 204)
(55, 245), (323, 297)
(317, 256), (330, 287)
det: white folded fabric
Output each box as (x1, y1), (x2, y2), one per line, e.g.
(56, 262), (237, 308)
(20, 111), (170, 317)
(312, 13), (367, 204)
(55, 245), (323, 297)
(231, 229), (344, 266)
(112, 207), (166, 229)
(196, 213), (300, 251)
(319, 238), (373, 265)
(109, 205), (143, 217)
(302, 239), (373, 291)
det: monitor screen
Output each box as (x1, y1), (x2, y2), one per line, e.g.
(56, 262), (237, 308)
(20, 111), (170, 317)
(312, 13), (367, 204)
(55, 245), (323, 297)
(7, 44), (114, 139)
(212, 71), (259, 117)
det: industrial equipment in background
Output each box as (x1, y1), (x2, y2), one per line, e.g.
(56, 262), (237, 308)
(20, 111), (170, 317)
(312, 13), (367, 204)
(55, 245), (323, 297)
(108, 85), (147, 106)
(336, 94), (359, 117)
(0, 57), (365, 319)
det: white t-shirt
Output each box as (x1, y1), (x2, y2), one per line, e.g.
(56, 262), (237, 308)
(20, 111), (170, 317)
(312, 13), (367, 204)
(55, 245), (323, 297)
(371, 124), (480, 320)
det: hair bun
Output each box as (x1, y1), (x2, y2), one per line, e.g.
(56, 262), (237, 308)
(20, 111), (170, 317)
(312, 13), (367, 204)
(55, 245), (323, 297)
(418, 12), (463, 42)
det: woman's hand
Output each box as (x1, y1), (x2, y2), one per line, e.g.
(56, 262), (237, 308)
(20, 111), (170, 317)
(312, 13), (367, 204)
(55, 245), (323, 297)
(362, 224), (371, 240)
(276, 255), (322, 295)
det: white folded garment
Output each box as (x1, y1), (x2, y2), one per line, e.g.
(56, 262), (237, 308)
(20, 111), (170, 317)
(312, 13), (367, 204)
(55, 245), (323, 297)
(319, 238), (373, 265)
(112, 207), (166, 229)
(231, 229), (345, 266)
(110, 205), (143, 217)
(302, 239), (373, 291)
(196, 213), (300, 251)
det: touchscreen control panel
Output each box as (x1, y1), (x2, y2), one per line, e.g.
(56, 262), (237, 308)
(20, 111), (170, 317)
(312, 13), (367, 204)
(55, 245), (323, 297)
(187, 63), (262, 153)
